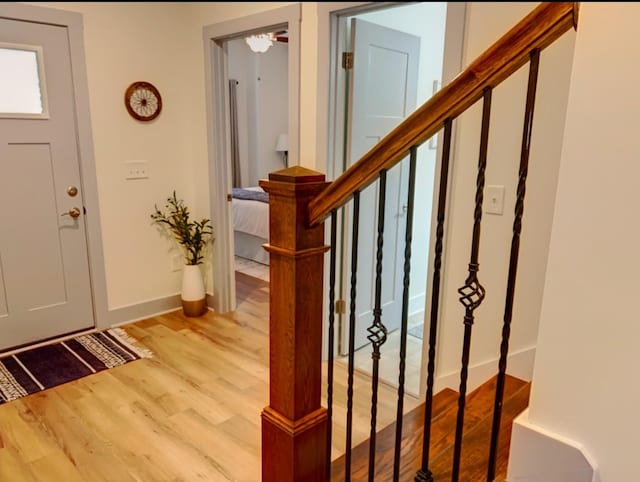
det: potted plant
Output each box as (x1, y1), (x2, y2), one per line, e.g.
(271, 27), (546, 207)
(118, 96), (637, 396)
(151, 191), (214, 317)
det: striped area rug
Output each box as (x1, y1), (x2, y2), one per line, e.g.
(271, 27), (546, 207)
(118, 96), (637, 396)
(0, 328), (153, 404)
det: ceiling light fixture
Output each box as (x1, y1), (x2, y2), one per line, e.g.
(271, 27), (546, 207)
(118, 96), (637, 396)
(245, 33), (274, 53)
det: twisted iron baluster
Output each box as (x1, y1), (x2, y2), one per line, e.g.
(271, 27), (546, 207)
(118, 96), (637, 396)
(326, 209), (338, 482)
(344, 192), (360, 482)
(367, 170), (388, 482)
(451, 87), (492, 482)
(487, 49), (540, 482)
(415, 119), (454, 482)
(393, 147), (418, 482)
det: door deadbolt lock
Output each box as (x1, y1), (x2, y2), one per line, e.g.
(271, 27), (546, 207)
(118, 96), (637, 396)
(61, 207), (81, 219)
(67, 186), (78, 197)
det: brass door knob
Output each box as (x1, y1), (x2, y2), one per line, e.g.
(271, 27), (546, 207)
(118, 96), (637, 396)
(61, 207), (81, 218)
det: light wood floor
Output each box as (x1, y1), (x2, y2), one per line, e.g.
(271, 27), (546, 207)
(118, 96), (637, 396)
(0, 272), (421, 481)
(234, 256), (269, 282)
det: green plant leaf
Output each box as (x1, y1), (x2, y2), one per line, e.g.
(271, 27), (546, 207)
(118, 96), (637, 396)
(150, 192), (215, 265)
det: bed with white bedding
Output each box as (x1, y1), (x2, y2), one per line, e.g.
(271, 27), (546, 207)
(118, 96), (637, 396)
(232, 186), (270, 265)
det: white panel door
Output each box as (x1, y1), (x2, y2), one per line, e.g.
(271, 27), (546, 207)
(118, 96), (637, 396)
(342, 18), (420, 353)
(0, 18), (93, 350)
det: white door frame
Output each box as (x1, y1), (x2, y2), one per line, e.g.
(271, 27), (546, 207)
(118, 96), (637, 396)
(317, 2), (467, 396)
(0, 3), (109, 331)
(203, 4), (301, 313)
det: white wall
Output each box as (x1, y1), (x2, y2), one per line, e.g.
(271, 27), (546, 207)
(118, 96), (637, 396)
(526, 3), (640, 480)
(253, 41), (288, 181)
(433, 2), (576, 387)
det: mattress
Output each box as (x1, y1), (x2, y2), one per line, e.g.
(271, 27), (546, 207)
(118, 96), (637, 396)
(234, 231), (269, 265)
(232, 186), (269, 265)
(232, 187), (269, 239)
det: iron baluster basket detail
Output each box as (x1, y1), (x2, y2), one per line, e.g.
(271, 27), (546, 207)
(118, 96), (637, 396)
(366, 314), (388, 357)
(458, 265), (486, 320)
(367, 169), (389, 361)
(367, 169), (389, 480)
(451, 87), (492, 482)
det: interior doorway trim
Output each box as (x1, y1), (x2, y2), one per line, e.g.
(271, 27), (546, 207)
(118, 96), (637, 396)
(203, 4), (301, 313)
(318, 2), (467, 397)
(0, 2), (109, 330)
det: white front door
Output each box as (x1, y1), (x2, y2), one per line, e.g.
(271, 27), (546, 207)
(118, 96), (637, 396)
(342, 18), (420, 352)
(0, 17), (94, 350)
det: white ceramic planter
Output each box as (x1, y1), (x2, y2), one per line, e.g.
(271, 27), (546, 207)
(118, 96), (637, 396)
(181, 264), (207, 317)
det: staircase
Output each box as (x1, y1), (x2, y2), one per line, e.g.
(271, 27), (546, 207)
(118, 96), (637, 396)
(260, 3), (578, 481)
(331, 375), (530, 481)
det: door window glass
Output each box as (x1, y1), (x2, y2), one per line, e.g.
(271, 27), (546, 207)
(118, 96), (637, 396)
(0, 44), (48, 117)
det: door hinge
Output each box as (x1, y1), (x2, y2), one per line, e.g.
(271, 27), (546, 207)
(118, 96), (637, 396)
(342, 52), (353, 70)
(335, 299), (346, 315)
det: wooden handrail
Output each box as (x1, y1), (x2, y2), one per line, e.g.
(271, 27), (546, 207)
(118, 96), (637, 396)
(308, 1), (578, 226)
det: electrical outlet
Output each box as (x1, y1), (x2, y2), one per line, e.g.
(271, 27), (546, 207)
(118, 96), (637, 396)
(125, 160), (149, 180)
(486, 185), (505, 215)
(171, 254), (183, 272)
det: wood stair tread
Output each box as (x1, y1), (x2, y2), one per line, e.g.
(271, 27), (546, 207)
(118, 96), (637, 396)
(427, 380), (530, 481)
(331, 388), (457, 482)
(331, 374), (530, 481)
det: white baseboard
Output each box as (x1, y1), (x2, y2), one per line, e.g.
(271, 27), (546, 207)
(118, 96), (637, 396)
(107, 292), (218, 328)
(409, 293), (425, 316)
(107, 293), (182, 327)
(507, 409), (599, 482)
(434, 346), (536, 393)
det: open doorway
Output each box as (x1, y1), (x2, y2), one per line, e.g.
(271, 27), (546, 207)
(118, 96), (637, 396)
(226, 34), (288, 284)
(203, 5), (300, 313)
(328, 2), (465, 397)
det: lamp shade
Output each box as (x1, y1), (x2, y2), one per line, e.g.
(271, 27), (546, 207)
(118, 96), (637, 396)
(275, 133), (288, 152)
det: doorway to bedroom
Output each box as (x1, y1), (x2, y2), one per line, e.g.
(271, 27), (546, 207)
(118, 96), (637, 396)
(203, 5), (300, 312)
(227, 33), (288, 284)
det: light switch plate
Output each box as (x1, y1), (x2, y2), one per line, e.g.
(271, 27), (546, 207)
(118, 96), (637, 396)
(486, 185), (505, 215)
(125, 160), (149, 180)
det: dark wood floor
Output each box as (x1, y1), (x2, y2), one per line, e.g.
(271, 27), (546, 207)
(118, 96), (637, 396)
(331, 374), (530, 481)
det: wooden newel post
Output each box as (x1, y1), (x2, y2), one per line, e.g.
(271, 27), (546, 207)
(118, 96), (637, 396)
(259, 166), (330, 482)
